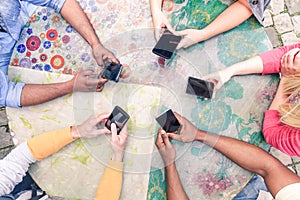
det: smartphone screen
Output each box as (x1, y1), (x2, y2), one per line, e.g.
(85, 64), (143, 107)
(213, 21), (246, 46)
(105, 106), (130, 134)
(152, 30), (181, 59)
(102, 62), (123, 82)
(186, 76), (214, 98)
(156, 109), (181, 133)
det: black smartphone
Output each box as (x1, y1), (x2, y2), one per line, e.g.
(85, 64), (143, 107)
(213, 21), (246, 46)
(186, 76), (215, 99)
(156, 109), (181, 133)
(152, 29), (181, 59)
(101, 62), (123, 82)
(105, 106), (130, 134)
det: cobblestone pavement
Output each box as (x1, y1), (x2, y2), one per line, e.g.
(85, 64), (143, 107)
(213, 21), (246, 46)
(0, 0), (300, 192)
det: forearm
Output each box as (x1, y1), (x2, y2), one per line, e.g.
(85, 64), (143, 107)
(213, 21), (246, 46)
(195, 130), (276, 178)
(60, 0), (100, 48)
(20, 81), (73, 106)
(27, 127), (75, 160)
(223, 56), (264, 76)
(94, 160), (123, 200)
(150, 0), (163, 13)
(200, 1), (252, 41)
(166, 163), (189, 200)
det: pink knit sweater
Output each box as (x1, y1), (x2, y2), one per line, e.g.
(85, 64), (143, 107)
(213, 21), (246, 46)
(260, 43), (300, 156)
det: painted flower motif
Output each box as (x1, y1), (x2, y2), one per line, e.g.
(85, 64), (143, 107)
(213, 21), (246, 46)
(96, 0), (108, 4)
(11, 58), (19, 66)
(26, 36), (41, 51)
(255, 84), (277, 105)
(193, 171), (233, 196)
(51, 15), (61, 23)
(17, 44), (26, 54)
(26, 28), (33, 35)
(191, 101), (232, 133)
(50, 55), (65, 69)
(53, 39), (62, 48)
(162, 0), (175, 12)
(46, 29), (58, 41)
(147, 167), (167, 200)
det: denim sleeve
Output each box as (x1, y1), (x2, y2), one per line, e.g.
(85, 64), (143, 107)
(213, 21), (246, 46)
(22, 0), (66, 13)
(0, 71), (25, 108)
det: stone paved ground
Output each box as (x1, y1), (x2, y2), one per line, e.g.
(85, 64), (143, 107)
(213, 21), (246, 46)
(0, 0), (300, 194)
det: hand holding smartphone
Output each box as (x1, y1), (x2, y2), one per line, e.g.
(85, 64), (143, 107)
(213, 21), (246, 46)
(101, 62), (123, 82)
(156, 109), (181, 133)
(105, 106), (130, 134)
(152, 29), (181, 59)
(186, 76), (215, 99)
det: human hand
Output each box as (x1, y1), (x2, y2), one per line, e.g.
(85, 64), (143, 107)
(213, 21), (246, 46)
(167, 112), (198, 143)
(110, 123), (128, 162)
(175, 29), (207, 49)
(71, 113), (111, 139)
(155, 129), (176, 166)
(152, 10), (175, 41)
(92, 44), (119, 67)
(281, 48), (300, 76)
(202, 69), (233, 90)
(72, 67), (108, 92)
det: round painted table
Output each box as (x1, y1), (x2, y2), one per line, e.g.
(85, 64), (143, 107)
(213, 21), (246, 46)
(7, 0), (277, 199)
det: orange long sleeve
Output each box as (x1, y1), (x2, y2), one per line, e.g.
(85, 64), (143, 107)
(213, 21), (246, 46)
(27, 127), (75, 161)
(94, 160), (124, 200)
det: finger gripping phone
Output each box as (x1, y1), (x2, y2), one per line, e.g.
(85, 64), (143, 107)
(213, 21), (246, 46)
(152, 29), (181, 59)
(156, 109), (181, 133)
(186, 76), (215, 99)
(105, 106), (130, 134)
(101, 62), (123, 82)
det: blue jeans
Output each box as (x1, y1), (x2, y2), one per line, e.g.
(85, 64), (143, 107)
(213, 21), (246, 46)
(233, 174), (269, 200)
(0, 172), (42, 200)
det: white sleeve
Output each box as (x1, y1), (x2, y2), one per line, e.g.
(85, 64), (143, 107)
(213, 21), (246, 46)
(0, 142), (36, 195)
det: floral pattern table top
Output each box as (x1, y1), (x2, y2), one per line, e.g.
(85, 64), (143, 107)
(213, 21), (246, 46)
(7, 0), (277, 199)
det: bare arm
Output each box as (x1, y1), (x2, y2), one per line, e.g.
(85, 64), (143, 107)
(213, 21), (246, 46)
(176, 0), (252, 48)
(60, 0), (100, 48)
(205, 56), (264, 89)
(60, 0), (118, 65)
(195, 130), (300, 197)
(20, 81), (72, 106)
(20, 68), (105, 106)
(166, 163), (189, 200)
(155, 130), (188, 200)
(168, 113), (300, 198)
(200, 0), (252, 41)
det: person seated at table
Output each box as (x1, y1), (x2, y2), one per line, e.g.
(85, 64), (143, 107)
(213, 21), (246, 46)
(203, 43), (300, 157)
(150, 0), (270, 49)
(0, 0), (123, 108)
(155, 112), (300, 200)
(0, 112), (128, 200)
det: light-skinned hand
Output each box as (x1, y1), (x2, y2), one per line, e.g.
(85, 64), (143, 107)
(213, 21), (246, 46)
(110, 123), (128, 162)
(92, 44), (119, 67)
(155, 129), (176, 166)
(71, 113), (111, 139)
(202, 69), (233, 90)
(168, 112), (198, 143)
(72, 67), (108, 92)
(281, 48), (300, 76)
(152, 10), (175, 41)
(175, 29), (207, 49)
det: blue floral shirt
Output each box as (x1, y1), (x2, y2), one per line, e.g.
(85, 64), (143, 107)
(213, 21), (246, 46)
(248, 0), (271, 24)
(0, 0), (65, 108)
